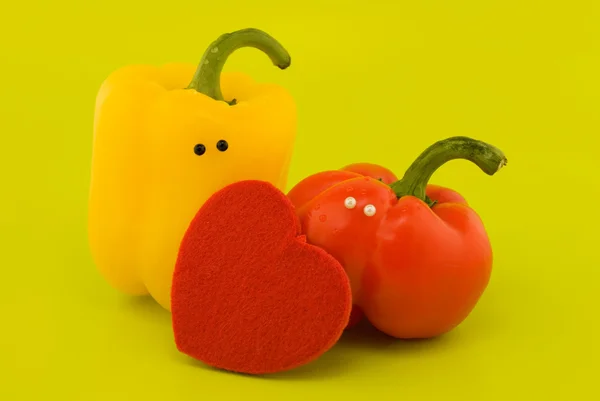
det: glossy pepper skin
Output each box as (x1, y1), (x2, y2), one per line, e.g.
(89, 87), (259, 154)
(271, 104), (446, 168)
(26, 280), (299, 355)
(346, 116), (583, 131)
(287, 137), (507, 339)
(292, 162), (465, 330)
(88, 28), (296, 310)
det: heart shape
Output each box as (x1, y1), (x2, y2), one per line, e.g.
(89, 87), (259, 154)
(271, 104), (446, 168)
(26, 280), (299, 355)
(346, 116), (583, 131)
(171, 180), (352, 374)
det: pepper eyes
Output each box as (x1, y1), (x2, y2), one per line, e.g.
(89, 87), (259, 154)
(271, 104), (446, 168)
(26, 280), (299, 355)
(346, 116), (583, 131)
(344, 196), (376, 216)
(363, 204), (376, 216)
(194, 140), (229, 156)
(216, 140), (229, 152)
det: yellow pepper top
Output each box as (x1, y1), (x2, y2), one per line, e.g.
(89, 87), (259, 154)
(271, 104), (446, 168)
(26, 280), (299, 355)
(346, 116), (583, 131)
(88, 28), (296, 310)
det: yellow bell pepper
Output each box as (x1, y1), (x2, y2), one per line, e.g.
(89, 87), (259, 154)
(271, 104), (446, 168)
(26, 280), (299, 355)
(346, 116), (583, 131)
(87, 28), (296, 311)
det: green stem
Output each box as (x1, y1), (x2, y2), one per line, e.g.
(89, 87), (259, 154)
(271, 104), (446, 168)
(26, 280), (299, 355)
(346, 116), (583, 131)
(389, 136), (507, 206)
(186, 28), (291, 103)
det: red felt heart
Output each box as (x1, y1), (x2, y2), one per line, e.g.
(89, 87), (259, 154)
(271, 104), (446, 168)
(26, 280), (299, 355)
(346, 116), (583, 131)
(170, 180), (352, 375)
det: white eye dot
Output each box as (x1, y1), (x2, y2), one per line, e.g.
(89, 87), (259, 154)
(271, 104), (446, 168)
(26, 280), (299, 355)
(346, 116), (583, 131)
(363, 204), (376, 216)
(344, 196), (357, 209)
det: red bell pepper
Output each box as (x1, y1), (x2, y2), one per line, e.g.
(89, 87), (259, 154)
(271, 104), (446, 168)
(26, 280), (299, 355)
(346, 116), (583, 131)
(287, 136), (507, 339)
(340, 163), (398, 184)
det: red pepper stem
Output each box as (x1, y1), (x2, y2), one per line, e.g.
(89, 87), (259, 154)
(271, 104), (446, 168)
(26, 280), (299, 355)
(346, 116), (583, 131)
(389, 136), (507, 206)
(187, 28), (291, 104)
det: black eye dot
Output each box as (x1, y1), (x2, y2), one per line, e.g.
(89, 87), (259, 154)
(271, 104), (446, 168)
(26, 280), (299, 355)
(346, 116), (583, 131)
(193, 144), (206, 156)
(216, 140), (229, 152)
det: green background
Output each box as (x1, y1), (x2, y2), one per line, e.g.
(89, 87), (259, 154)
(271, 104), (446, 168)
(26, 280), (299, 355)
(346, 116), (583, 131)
(1, 0), (598, 400)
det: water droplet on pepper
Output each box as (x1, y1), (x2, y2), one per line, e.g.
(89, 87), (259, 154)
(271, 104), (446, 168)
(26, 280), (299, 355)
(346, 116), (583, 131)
(319, 214), (327, 222)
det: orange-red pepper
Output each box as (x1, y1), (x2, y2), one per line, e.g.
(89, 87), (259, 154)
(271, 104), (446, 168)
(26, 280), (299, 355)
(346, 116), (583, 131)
(287, 136), (507, 338)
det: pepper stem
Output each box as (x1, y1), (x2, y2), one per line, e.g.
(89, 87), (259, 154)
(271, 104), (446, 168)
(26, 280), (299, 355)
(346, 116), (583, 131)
(389, 136), (507, 207)
(186, 28), (291, 104)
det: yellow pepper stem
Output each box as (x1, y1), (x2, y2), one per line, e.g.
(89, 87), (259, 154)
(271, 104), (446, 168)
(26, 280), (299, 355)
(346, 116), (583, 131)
(187, 28), (292, 104)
